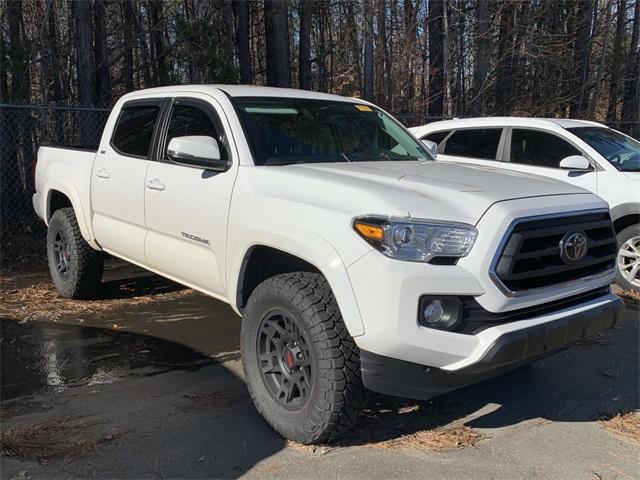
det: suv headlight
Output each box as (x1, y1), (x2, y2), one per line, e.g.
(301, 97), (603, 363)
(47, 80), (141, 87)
(353, 216), (477, 263)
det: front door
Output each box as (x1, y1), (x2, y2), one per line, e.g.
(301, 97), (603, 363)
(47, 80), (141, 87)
(144, 94), (238, 297)
(91, 99), (162, 264)
(436, 127), (507, 169)
(499, 128), (597, 193)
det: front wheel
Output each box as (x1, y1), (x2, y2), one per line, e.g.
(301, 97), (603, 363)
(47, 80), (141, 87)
(241, 272), (366, 444)
(47, 208), (104, 299)
(616, 224), (640, 292)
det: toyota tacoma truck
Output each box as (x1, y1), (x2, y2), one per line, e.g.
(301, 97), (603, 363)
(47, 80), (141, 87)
(33, 85), (624, 444)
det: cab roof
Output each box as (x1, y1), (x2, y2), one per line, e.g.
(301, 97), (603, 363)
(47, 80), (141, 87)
(121, 84), (366, 103)
(411, 116), (606, 131)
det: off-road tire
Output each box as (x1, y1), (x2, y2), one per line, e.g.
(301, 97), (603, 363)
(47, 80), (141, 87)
(241, 272), (366, 444)
(615, 224), (640, 292)
(47, 208), (104, 299)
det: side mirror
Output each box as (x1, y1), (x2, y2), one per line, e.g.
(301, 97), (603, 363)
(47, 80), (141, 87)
(167, 136), (228, 171)
(559, 155), (591, 171)
(421, 139), (439, 158)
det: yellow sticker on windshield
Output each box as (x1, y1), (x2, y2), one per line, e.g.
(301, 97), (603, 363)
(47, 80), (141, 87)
(355, 105), (373, 112)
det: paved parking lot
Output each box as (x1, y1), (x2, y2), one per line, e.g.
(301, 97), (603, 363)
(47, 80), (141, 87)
(1, 261), (639, 479)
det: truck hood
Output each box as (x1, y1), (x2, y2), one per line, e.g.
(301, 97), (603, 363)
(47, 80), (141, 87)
(289, 161), (589, 225)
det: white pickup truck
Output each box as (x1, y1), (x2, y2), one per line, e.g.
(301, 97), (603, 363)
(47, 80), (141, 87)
(33, 85), (624, 444)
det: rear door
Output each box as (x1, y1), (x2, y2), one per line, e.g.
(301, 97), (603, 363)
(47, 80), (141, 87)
(436, 127), (507, 169)
(91, 99), (162, 264)
(144, 93), (238, 297)
(499, 128), (597, 193)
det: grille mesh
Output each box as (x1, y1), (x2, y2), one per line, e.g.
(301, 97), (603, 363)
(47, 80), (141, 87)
(493, 211), (617, 293)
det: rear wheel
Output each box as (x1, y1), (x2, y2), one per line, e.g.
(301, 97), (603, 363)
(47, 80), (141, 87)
(47, 208), (104, 299)
(241, 272), (365, 444)
(616, 225), (640, 292)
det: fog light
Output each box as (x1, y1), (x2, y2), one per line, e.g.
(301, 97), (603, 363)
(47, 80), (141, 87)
(423, 301), (445, 324)
(418, 297), (462, 331)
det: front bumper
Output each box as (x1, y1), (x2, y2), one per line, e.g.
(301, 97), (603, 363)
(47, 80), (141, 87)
(360, 294), (624, 400)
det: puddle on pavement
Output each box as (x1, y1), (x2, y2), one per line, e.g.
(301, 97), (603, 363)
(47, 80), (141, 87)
(0, 318), (214, 401)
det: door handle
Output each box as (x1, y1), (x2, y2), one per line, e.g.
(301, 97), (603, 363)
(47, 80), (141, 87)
(96, 169), (110, 179)
(145, 179), (165, 191)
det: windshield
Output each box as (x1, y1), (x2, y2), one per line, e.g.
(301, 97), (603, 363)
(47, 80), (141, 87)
(567, 127), (640, 172)
(233, 97), (432, 166)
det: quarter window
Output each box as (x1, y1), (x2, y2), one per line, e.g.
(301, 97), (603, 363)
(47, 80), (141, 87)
(111, 104), (160, 157)
(510, 129), (581, 168)
(164, 104), (228, 160)
(443, 128), (502, 160)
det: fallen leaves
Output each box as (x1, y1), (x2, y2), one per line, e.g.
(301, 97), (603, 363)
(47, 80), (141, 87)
(368, 424), (480, 451)
(600, 411), (640, 444)
(618, 290), (640, 310)
(0, 280), (192, 322)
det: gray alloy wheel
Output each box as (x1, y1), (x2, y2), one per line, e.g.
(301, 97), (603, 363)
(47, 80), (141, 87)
(616, 225), (640, 291)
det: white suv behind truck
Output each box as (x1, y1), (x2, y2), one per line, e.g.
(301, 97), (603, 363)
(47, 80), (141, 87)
(33, 86), (624, 443)
(410, 118), (640, 291)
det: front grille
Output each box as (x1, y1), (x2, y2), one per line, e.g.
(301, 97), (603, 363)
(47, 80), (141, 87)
(492, 211), (617, 294)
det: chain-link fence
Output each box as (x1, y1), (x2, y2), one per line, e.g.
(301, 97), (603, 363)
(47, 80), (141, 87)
(0, 103), (111, 268)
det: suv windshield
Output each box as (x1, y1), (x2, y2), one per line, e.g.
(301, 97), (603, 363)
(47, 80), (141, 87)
(568, 127), (640, 172)
(233, 97), (431, 166)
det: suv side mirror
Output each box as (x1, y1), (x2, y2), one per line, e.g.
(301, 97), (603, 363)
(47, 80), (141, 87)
(167, 136), (228, 171)
(421, 139), (439, 158)
(559, 155), (591, 171)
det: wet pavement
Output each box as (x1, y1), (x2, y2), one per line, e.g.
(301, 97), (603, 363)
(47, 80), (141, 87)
(1, 261), (639, 479)
(1, 320), (213, 401)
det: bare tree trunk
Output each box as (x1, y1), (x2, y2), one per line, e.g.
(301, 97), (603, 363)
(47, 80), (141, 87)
(149, 0), (169, 85)
(622, 0), (640, 137)
(495, 2), (516, 115)
(607, 0), (627, 123)
(363, 0), (375, 101)
(589, 0), (612, 116)
(72, 0), (96, 145)
(122, 1), (135, 91)
(443, 0), (453, 118)
(403, 0), (416, 117)
(264, 0), (291, 87)
(46, 0), (64, 142)
(298, 0), (312, 90)
(471, 0), (490, 115)
(233, 0), (253, 84)
(428, 0), (444, 117)
(570, 0), (594, 116)
(94, 0), (112, 105)
(375, 0), (388, 107)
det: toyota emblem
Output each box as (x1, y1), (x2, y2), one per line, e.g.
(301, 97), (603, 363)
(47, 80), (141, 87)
(560, 231), (588, 263)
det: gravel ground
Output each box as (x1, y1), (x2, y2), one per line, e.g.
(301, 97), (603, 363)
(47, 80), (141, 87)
(1, 262), (638, 479)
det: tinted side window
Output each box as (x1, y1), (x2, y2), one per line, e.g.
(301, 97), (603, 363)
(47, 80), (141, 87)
(443, 128), (502, 160)
(112, 105), (160, 157)
(165, 104), (228, 160)
(422, 130), (451, 145)
(510, 129), (581, 168)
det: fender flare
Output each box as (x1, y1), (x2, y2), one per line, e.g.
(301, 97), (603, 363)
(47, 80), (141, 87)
(45, 182), (99, 249)
(228, 221), (366, 337)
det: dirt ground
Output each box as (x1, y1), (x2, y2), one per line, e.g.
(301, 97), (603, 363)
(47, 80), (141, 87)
(1, 259), (639, 479)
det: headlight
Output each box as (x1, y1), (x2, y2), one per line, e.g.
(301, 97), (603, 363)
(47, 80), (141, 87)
(353, 216), (477, 262)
